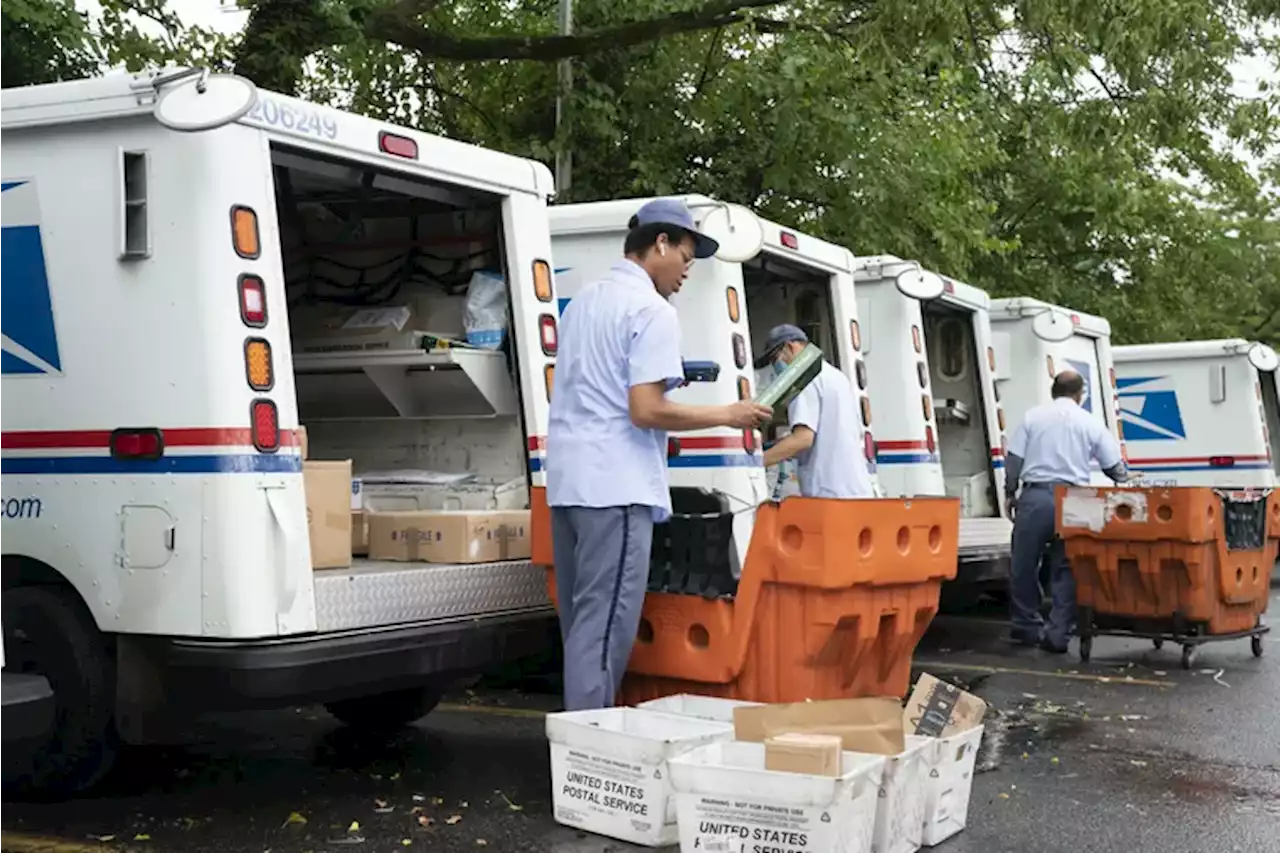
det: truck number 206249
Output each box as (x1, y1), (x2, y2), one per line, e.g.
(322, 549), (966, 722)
(246, 97), (338, 140)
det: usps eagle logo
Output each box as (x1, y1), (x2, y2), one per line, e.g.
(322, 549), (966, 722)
(2, 179), (63, 375)
(1116, 375), (1187, 440)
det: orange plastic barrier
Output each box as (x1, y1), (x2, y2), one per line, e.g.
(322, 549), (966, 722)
(1057, 486), (1278, 636)
(535, 490), (960, 704)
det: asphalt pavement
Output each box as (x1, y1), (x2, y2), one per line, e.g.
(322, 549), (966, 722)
(4, 592), (1278, 853)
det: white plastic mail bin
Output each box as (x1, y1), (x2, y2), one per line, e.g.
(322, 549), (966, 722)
(921, 724), (984, 846)
(545, 707), (734, 847)
(872, 735), (931, 853)
(669, 740), (886, 853)
(637, 694), (762, 722)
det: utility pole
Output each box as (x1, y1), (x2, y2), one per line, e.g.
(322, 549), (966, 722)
(554, 0), (574, 195)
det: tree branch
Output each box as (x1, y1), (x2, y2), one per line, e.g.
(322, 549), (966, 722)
(366, 0), (786, 62)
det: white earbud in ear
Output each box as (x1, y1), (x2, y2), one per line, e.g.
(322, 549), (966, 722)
(659, 243), (668, 256)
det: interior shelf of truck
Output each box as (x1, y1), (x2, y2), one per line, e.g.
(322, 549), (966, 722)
(292, 347), (518, 420)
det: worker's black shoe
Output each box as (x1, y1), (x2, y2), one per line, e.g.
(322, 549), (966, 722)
(1039, 638), (1069, 655)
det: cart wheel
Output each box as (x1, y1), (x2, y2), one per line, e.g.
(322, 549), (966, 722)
(1252, 635), (1264, 658)
(1152, 639), (1164, 651)
(1079, 636), (1092, 663)
(1181, 645), (1196, 670)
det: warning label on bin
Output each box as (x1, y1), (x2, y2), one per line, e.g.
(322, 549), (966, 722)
(550, 747), (666, 842)
(680, 796), (861, 853)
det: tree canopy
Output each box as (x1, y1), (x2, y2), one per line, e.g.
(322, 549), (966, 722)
(6, 0), (1279, 345)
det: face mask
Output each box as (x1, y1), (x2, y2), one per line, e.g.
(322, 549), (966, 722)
(772, 358), (788, 376)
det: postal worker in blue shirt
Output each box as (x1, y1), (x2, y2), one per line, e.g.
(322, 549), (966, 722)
(544, 198), (772, 711)
(1005, 370), (1137, 653)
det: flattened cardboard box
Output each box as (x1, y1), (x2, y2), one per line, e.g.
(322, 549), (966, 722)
(734, 696), (906, 755)
(304, 460), (353, 569)
(903, 672), (987, 737)
(367, 510), (531, 564)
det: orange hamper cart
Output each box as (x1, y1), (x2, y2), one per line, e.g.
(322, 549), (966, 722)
(1056, 485), (1275, 669)
(533, 488), (961, 703)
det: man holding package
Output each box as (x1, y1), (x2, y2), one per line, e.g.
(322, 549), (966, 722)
(759, 324), (874, 499)
(545, 198), (772, 711)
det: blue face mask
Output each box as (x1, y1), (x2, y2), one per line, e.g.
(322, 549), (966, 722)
(772, 358), (788, 376)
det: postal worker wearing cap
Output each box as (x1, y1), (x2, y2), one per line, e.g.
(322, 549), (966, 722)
(1005, 370), (1137, 653)
(759, 324), (875, 499)
(545, 198), (773, 711)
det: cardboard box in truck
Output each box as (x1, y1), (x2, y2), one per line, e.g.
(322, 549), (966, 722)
(367, 510), (531, 564)
(304, 460), (354, 569)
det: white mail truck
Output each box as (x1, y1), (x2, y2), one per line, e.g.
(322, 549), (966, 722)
(1, 68), (559, 793)
(855, 258), (1010, 582)
(549, 197), (877, 593)
(990, 298), (1127, 487)
(1113, 339), (1279, 487)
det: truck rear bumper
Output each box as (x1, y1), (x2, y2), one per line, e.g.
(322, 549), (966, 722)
(2, 672), (56, 745)
(120, 607), (558, 713)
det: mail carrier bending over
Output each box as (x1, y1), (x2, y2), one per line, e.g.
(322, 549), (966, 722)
(1005, 370), (1135, 653)
(544, 198), (772, 710)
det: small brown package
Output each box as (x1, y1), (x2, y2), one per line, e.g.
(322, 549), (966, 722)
(903, 673), (987, 738)
(367, 510), (531, 564)
(304, 460), (353, 569)
(764, 733), (843, 777)
(734, 697), (905, 756)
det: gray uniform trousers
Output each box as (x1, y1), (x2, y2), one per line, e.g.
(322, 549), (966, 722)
(1010, 484), (1075, 649)
(551, 505), (654, 711)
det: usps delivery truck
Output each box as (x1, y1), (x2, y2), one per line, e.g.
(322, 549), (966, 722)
(1113, 339), (1279, 487)
(1, 68), (559, 793)
(990, 298), (1127, 487)
(549, 197), (877, 592)
(854, 258), (1010, 583)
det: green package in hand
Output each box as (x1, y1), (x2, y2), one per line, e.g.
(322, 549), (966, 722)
(754, 343), (823, 413)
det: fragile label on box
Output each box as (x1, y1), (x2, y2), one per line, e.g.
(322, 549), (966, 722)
(550, 747), (664, 840)
(678, 796), (855, 853)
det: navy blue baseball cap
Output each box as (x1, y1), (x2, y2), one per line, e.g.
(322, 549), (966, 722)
(755, 324), (809, 368)
(631, 198), (720, 259)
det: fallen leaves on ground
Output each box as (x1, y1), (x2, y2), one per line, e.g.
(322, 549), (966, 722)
(283, 812), (308, 827)
(446, 815), (463, 825)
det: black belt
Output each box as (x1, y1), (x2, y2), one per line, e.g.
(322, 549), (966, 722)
(1025, 481), (1077, 490)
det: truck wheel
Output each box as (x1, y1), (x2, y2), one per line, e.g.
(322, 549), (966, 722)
(324, 684), (444, 730)
(2, 586), (118, 797)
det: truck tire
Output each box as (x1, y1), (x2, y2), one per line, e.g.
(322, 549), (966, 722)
(324, 684), (444, 730)
(2, 586), (118, 797)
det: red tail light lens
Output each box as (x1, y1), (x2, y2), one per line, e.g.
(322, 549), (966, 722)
(251, 399), (280, 452)
(668, 437), (681, 458)
(111, 428), (164, 461)
(378, 131), (419, 159)
(926, 426), (937, 453)
(743, 429), (757, 455)
(864, 432), (876, 462)
(1209, 456), (1235, 467)
(779, 231), (799, 250)
(539, 313), (558, 355)
(239, 274), (267, 327)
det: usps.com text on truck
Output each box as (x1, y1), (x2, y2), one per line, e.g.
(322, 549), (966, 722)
(1, 67), (564, 795)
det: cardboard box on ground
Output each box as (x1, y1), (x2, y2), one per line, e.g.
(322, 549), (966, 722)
(546, 675), (988, 852)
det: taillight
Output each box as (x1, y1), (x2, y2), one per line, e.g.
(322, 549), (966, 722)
(732, 334), (747, 369)
(110, 428), (164, 461)
(779, 231), (799, 250)
(1110, 367), (1118, 387)
(239, 274), (267, 327)
(850, 320), (862, 352)
(917, 362), (928, 388)
(667, 437), (681, 458)
(925, 426), (937, 453)
(943, 279), (955, 294)
(911, 325), (922, 353)
(533, 260), (553, 303)
(860, 397), (873, 426)
(1209, 456), (1235, 468)
(987, 347), (995, 371)
(922, 395), (932, 421)
(251, 399), (279, 452)
(244, 338), (274, 391)
(1047, 355), (1056, 378)
(726, 287), (741, 323)
(737, 376), (751, 400)
(230, 206), (260, 259)
(855, 359), (868, 389)
(544, 364), (555, 401)
(378, 131), (419, 159)
(743, 429), (757, 455)
(1070, 313), (1081, 325)
(864, 432), (876, 462)
(539, 314), (558, 355)
(997, 408), (1006, 431)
